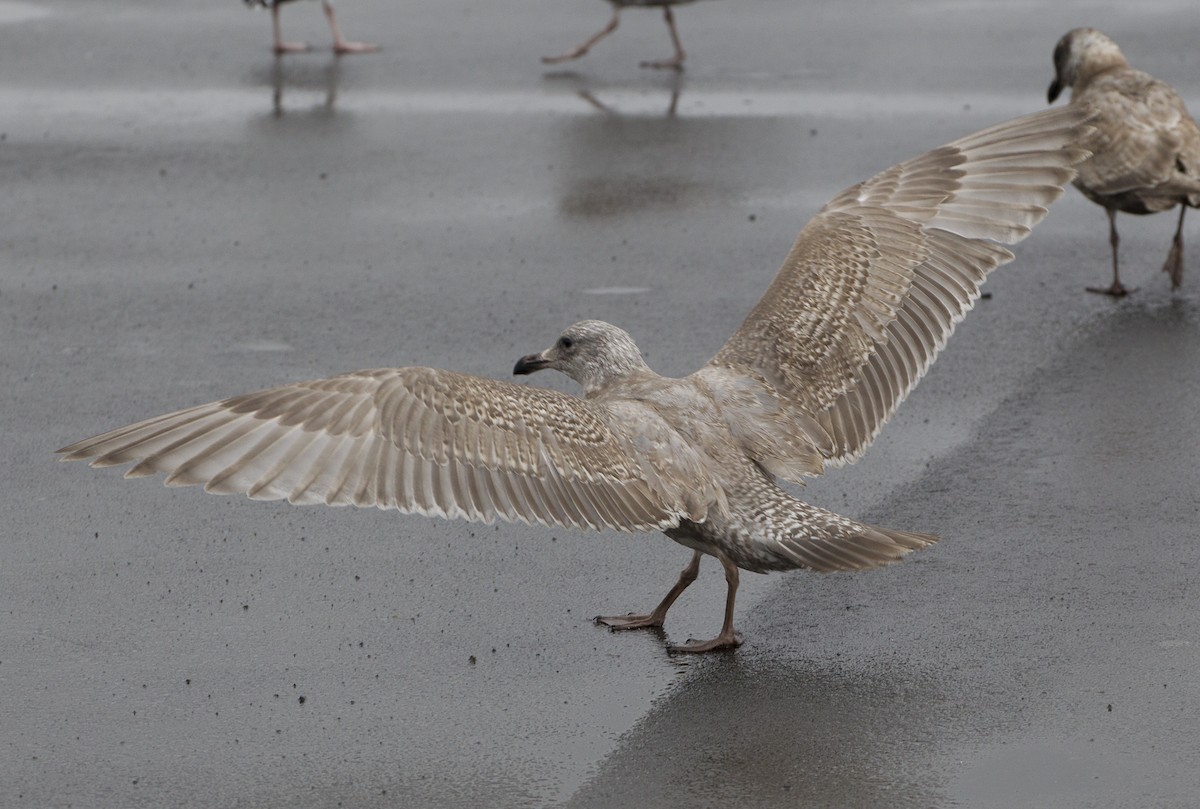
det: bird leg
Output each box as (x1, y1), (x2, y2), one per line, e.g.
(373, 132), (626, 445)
(596, 550), (700, 630)
(669, 553), (744, 653)
(1088, 209), (1135, 296)
(323, 1), (379, 54)
(542, 8), (620, 64)
(271, 5), (310, 54)
(640, 6), (686, 70)
(1162, 205), (1187, 289)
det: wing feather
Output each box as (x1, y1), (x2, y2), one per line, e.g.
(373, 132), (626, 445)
(57, 368), (695, 533)
(707, 106), (1091, 476)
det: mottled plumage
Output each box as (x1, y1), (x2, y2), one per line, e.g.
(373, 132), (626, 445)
(58, 106), (1090, 652)
(1048, 27), (1200, 295)
(543, 0), (704, 70)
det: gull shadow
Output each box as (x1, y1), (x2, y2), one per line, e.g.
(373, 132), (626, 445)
(568, 655), (945, 808)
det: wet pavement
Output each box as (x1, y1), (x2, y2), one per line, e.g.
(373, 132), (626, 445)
(4, 1), (1199, 807)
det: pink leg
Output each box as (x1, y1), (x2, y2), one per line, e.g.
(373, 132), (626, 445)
(323, 1), (379, 54)
(1162, 205), (1187, 289)
(640, 6), (686, 70)
(272, 5), (310, 54)
(1088, 208), (1135, 296)
(596, 550), (700, 630)
(543, 8), (620, 64)
(669, 553), (744, 653)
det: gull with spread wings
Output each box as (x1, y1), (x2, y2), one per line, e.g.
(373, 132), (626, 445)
(58, 106), (1090, 652)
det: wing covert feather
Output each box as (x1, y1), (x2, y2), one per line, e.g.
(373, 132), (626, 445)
(708, 106), (1092, 472)
(57, 368), (695, 533)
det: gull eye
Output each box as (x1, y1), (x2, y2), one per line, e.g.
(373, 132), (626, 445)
(559, 336), (575, 350)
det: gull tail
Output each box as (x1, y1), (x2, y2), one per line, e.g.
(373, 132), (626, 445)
(747, 489), (939, 573)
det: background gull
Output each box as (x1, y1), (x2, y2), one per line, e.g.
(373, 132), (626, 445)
(543, 0), (702, 70)
(1048, 27), (1200, 296)
(57, 106), (1090, 653)
(243, 0), (378, 55)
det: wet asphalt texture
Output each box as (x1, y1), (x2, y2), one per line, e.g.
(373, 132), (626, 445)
(3, 1), (1199, 807)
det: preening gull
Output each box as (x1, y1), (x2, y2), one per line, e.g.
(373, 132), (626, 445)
(1048, 27), (1200, 296)
(58, 106), (1090, 652)
(243, 0), (378, 55)
(543, 0), (703, 70)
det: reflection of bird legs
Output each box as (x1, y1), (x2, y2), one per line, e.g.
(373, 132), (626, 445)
(1088, 209), (1136, 296)
(543, 7), (621, 65)
(323, 57), (341, 109)
(271, 56), (286, 114)
(576, 82), (682, 118)
(595, 549), (744, 653)
(1162, 204), (1187, 289)
(576, 90), (614, 114)
(323, 1), (378, 54)
(270, 56), (341, 116)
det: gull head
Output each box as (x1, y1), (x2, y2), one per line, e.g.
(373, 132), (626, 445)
(513, 320), (651, 395)
(1048, 28), (1126, 103)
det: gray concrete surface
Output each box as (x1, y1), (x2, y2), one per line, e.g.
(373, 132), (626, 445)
(3, 1), (1198, 807)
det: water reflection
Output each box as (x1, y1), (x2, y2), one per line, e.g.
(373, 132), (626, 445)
(546, 73), (732, 220)
(264, 55), (342, 117)
(563, 72), (686, 119)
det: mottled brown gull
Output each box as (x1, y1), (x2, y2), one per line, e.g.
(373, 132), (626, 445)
(1048, 27), (1200, 296)
(58, 106), (1090, 653)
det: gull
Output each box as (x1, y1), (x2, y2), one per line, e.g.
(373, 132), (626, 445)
(244, 0), (378, 55)
(1048, 27), (1200, 296)
(543, 0), (700, 70)
(57, 106), (1089, 653)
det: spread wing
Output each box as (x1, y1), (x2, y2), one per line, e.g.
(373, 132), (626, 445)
(708, 106), (1091, 470)
(56, 368), (701, 533)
